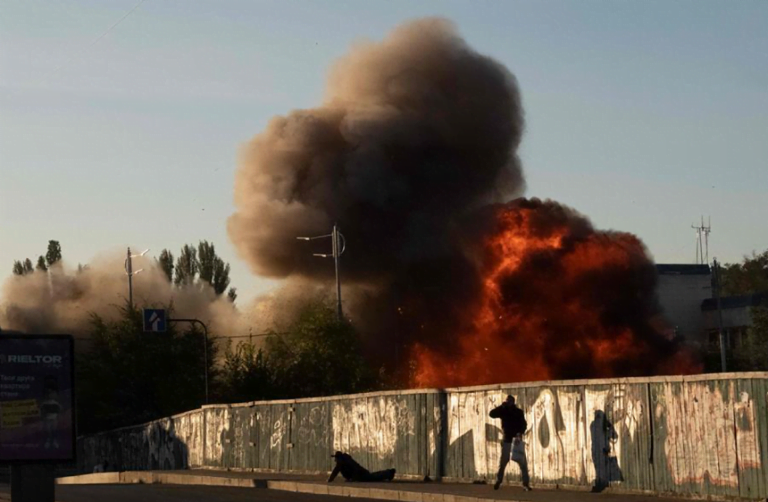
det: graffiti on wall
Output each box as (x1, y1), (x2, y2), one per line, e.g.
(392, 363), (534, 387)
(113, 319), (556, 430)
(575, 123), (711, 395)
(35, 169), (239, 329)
(77, 376), (768, 499)
(331, 397), (416, 458)
(655, 382), (760, 488)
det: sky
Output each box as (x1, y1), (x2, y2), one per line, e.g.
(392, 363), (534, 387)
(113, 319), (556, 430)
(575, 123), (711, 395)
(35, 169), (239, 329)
(1, 0), (766, 303)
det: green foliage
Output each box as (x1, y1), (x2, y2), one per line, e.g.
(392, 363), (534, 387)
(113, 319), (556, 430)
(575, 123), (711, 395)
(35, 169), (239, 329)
(263, 301), (375, 398)
(220, 340), (273, 403)
(211, 257), (231, 295)
(731, 304), (768, 371)
(721, 250), (768, 296)
(45, 240), (62, 268)
(169, 241), (231, 295)
(197, 241), (216, 285)
(197, 241), (231, 295)
(77, 304), (218, 434)
(174, 245), (198, 286)
(13, 258), (35, 276)
(227, 287), (238, 303)
(36, 255), (48, 272)
(157, 249), (174, 283)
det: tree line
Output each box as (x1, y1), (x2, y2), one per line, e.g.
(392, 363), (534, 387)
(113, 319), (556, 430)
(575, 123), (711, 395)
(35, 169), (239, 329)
(78, 299), (377, 434)
(8, 240), (378, 434)
(715, 249), (768, 372)
(12, 240), (62, 275)
(8, 241), (768, 433)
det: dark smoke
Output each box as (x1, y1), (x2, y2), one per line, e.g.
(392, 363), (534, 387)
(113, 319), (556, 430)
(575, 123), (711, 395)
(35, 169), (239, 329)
(228, 18), (524, 366)
(229, 18), (698, 381)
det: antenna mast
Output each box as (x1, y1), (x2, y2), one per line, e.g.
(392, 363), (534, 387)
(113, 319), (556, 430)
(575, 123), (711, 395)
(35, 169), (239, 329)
(691, 216), (711, 265)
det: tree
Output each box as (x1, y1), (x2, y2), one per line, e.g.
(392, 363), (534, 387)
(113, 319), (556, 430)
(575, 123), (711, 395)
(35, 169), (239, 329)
(212, 257), (230, 295)
(45, 240), (62, 268)
(264, 301), (375, 398)
(197, 241), (216, 285)
(12, 261), (24, 276)
(219, 340), (273, 402)
(77, 305), (218, 434)
(197, 241), (230, 295)
(12, 258), (35, 276)
(721, 250), (768, 296)
(36, 256), (48, 272)
(227, 287), (238, 304)
(174, 245), (198, 286)
(731, 303), (768, 371)
(157, 249), (174, 283)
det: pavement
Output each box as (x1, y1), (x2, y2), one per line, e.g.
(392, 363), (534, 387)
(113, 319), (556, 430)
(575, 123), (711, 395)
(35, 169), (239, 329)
(51, 469), (687, 502)
(3, 484), (386, 502)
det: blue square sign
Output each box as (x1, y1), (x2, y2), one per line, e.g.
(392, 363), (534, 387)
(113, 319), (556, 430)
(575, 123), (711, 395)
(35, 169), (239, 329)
(143, 309), (167, 333)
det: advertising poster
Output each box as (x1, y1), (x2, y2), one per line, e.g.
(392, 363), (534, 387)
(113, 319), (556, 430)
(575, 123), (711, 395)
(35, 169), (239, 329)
(0, 335), (75, 462)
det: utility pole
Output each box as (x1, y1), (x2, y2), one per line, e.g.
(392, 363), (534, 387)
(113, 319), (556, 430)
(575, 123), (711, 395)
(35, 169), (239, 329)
(297, 224), (346, 321)
(124, 248), (149, 310)
(712, 258), (727, 372)
(332, 224), (343, 321)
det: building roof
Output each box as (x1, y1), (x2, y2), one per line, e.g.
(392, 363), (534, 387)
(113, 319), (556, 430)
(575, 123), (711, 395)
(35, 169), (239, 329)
(656, 264), (711, 275)
(702, 292), (768, 311)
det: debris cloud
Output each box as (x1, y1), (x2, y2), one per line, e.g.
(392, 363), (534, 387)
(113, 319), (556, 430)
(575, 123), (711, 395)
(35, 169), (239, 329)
(228, 17), (698, 385)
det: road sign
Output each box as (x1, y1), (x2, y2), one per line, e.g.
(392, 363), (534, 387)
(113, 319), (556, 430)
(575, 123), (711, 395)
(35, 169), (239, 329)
(0, 334), (76, 462)
(143, 309), (167, 333)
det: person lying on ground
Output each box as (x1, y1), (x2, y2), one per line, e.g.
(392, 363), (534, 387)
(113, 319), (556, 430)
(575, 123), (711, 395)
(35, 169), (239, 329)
(328, 451), (396, 483)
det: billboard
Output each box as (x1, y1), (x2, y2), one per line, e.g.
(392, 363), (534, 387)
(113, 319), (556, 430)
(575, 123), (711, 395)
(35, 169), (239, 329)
(0, 335), (75, 462)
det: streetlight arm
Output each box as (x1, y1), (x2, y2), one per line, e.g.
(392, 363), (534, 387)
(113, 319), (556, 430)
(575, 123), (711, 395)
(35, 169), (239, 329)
(129, 249), (150, 258)
(296, 234), (333, 241)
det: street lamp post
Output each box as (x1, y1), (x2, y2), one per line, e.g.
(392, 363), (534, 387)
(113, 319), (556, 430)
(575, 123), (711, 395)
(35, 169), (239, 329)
(124, 247), (149, 310)
(297, 224), (346, 321)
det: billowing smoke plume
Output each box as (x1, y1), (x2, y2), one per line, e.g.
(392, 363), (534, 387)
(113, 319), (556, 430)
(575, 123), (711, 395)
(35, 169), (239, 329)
(0, 251), (240, 339)
(229, 18), (698, 384)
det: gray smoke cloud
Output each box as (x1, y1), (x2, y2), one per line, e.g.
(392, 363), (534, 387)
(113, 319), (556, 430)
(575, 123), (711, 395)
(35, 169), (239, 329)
(227, 18), (525, 368)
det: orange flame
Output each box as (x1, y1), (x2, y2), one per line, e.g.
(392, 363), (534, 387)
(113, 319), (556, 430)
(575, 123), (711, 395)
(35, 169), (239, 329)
(412, 199), (700, 388)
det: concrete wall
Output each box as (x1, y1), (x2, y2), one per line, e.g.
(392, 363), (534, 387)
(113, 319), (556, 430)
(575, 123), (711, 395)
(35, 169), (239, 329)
(78, 373), (768, 500)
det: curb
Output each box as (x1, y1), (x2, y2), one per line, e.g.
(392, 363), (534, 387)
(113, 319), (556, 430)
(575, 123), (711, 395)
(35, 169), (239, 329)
(267, 480), (528, 502)
(54, 472), (531, 501)
(56, 472), (266, 488)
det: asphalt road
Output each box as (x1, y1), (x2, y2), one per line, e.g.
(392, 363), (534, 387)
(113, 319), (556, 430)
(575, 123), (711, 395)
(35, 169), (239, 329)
(54, 484), (383, 502)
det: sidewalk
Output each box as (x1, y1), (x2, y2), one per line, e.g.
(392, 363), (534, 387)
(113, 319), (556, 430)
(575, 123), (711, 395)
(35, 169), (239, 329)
(55, 470), (686, 502)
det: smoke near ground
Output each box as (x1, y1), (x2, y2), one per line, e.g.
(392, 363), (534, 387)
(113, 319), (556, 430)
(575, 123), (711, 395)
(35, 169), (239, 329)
(229, 17), (698, 382)
(0, 250), (240, 339)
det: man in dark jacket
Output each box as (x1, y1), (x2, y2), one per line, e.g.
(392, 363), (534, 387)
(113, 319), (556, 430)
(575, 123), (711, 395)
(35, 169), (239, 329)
(328, 451), (396, 483)
(489, 395), (530, 491)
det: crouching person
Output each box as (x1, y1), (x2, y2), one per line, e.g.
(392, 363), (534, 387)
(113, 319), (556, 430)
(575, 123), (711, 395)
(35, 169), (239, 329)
(328, 451), (396, 483)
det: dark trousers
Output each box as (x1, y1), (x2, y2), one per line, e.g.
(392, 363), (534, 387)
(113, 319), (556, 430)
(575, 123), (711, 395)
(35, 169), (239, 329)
(497, 440), (530, 487)
(353, 469), (392, 482)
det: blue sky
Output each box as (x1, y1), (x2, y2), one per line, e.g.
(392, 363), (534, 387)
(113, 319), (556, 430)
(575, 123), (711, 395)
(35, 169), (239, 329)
(1, 0), (766, 302)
